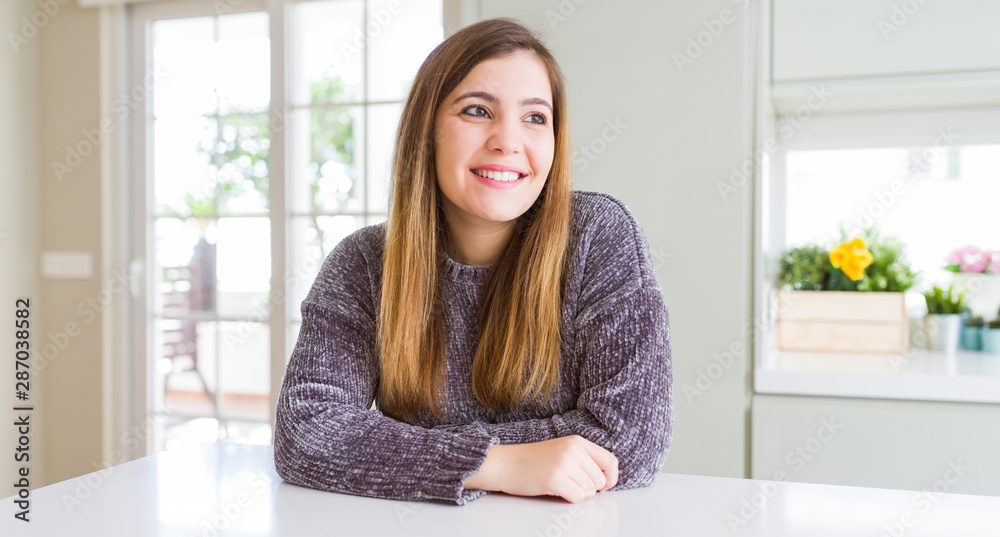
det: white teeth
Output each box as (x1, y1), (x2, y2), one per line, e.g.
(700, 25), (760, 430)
(472, 169), (522, 182)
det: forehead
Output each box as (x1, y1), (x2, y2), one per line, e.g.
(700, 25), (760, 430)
(453, 50), (552, 99)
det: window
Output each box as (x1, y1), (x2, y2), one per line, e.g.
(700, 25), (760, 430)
(131, 0), (443, 454)
(783, 143), (1000, 289)
(760, 105), (1000, 354)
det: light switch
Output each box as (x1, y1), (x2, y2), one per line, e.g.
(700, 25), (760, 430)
(41, 251), (94, 279)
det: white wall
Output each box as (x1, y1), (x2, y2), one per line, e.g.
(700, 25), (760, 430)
(477, 0), (757, 478)
(37, 1), (106, 488)
(0, 0), (42, 497)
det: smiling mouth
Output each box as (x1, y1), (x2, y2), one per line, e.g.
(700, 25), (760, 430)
(470, 169), (526, 182)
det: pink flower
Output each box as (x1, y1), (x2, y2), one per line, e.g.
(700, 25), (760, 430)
(989, 250), (1000, 275)
(947, 245), (990, 273)
(964, 257), (990, 273)
(946, 247), (967, 265)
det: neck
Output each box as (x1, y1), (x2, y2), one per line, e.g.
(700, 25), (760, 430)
(441, 211), (515, 267)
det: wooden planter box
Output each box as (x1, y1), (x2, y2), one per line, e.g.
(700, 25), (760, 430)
(776, 291), (908, 354)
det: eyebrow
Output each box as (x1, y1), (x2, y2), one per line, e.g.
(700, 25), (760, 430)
(453, 91), (553, 114)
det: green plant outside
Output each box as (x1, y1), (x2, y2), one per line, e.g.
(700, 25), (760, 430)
(171, 74), (358, 220)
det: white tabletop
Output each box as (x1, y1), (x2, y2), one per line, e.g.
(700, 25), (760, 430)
(4, 442), (1000, 536)
(756, 348), (1000, 404)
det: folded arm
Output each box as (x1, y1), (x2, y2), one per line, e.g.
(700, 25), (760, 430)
(273, 236), (499, 506)
(433, 286), (673, 490)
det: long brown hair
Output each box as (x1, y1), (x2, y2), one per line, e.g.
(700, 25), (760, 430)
(377, 18), (572, 423)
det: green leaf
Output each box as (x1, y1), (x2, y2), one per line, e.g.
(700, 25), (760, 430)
(924, 285), (967, 314)
(777, 225), (919, 293)
(777, 245), (830, 291)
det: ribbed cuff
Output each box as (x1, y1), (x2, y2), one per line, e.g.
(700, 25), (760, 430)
(422, 428), (499, 505)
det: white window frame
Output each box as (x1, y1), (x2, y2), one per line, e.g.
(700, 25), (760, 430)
(755, 104), (1000, 369)
(766, 105), (1000, 257)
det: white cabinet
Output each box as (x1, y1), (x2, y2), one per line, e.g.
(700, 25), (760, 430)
(772, 0), (1000, 82)
(752, 394), (1000, 496)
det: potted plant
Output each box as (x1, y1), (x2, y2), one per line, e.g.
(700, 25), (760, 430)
(776, 227), (918, 354)
(983, 317), (1000, 354)
(923, 285), (968, 352)
(961, 315), (985, 351)
(946, 245), (1000, 321)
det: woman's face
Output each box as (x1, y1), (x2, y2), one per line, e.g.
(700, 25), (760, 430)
(433, 50), (555, 229)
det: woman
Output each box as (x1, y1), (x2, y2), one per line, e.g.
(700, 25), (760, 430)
(273, 17), (672, 506)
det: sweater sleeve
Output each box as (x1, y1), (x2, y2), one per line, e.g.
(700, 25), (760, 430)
(434, 195), (673, 490)
(273, 231), (499, 505)
(433, 287), (673, 490)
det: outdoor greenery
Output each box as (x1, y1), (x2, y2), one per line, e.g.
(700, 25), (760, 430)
(169, 74), (359, 252)
(156, 75), (362, 313)
(307, 75), (358, 211)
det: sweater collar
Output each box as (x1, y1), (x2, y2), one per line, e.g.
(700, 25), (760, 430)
(439, 249), (491, 283)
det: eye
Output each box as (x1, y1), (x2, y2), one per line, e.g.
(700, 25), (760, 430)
(527, 113), (548, 126)
(461, 105), (490, 118)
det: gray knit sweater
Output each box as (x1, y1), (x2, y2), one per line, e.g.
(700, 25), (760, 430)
(273, 190), (673, 505)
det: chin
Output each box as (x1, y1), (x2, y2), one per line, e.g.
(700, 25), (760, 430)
(469, 198), (534, 221)
(471, 210), (521, 224)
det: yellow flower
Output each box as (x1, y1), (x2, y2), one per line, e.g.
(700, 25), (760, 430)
(830, 238), (873, 281)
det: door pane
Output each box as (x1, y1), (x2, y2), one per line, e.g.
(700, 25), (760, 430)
(153, 117), (218, 217)
(152, 17), (216, 118)
(218, 321), (270, 420)
(217, 113), (271, 214)
(154, 320), (218, 416)
(290, 106), (365, 213)
(367, 103), (402, 213)
(291, 0), (365, 106)
(289, 215), (364, 321)
(155, 218), (217, 316)
(216, 217), (271, 318)
(366, 0), (443, 102)
(218, 12), (271, 114)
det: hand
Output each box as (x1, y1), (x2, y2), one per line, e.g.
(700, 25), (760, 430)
(468, 435), (619, 504)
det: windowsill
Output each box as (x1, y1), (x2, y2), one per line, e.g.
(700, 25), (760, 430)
(755, 348), (1000, 404)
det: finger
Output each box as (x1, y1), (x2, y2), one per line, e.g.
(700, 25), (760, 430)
(581, 442), (619, 491)
(596, 456), (618, 491)
(579, 455), (608, 491)
(564, 472), (595, 503)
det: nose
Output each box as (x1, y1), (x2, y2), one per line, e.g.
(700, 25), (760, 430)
(486, 115), (522, 155)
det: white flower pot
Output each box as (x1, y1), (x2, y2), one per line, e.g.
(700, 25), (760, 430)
(924, 314), (964, 353)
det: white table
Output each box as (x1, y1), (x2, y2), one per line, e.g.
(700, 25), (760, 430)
(4, 442), (1000, 536)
